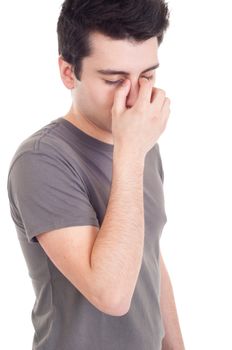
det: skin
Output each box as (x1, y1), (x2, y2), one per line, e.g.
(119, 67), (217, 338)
(58, 31), (159, 145)
(58, 31), (185, 349)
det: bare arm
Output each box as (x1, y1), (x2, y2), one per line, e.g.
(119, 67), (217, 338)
(90, 148), (145, 315)
(160, 252), (185, 350)
(90, 77), (170, 316)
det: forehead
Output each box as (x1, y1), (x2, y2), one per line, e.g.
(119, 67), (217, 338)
(83, 31), (159, 71)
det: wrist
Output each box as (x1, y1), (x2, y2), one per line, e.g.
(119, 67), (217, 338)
(113, 147), (145, 172)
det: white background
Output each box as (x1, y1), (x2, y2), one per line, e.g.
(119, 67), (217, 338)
(1, 1), (232, 349)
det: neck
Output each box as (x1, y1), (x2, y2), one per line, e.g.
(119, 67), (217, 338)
(63, 108), (114, 145)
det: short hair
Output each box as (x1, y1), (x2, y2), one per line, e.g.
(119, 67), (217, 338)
(57, 0), (170, 81)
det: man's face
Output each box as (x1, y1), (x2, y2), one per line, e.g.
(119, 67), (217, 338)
(61, 31), (159, 135)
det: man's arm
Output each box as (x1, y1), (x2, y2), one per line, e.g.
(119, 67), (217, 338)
(159, 252), (185, 350)
(91, 148), (145, 314)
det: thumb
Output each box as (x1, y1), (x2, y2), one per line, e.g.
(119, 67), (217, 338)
(111, 79), (130, 115)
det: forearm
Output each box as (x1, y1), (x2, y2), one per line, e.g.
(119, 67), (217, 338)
(160, 254), (185, 350)
(91, 148), (145, 314)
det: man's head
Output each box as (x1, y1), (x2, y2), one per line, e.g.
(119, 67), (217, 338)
(57, 0), (170, 136)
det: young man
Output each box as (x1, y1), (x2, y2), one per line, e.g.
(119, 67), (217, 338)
(7, 1), (185, 349)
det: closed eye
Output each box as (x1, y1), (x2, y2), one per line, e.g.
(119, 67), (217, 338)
(104, 76), (154, 85)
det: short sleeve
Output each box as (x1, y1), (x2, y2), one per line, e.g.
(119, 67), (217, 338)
(7, 151), (100, 244)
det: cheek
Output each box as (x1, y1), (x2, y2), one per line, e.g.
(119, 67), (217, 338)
(83, 83), (103, 105)
(93, 85), (115, 107)
(83, 79), (118, 109)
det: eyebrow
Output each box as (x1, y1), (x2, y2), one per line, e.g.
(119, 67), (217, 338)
(96, 63), (160, 76)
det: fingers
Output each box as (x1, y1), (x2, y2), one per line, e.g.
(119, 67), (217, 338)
(150, 88), (167, 115)
(111, 79), (131, 115)
(160, 97), (171, 130)
(134, 77), (153, 110)
(161, 97), (171, 115)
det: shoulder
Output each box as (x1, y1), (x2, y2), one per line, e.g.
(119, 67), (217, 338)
(7, 118), (77, 175)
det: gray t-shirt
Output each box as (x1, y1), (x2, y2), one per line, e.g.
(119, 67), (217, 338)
(7, 117), (167, 350)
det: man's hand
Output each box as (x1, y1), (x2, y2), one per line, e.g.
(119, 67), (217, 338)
(111, 77), (171, 160)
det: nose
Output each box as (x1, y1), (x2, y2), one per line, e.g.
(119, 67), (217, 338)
(125, 82), (140, 108)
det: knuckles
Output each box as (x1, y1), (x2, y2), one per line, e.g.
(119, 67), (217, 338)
(156, 88), (166, 97)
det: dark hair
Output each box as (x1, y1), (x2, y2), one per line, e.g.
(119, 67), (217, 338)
(57, 0), (170, 81)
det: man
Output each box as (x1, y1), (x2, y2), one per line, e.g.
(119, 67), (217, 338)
(7, 0), (185, 349)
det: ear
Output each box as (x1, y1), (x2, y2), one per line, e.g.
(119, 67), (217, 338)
(58, 55), (76, 89)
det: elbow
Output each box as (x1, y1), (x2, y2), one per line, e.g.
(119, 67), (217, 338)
(101, 293), (131, 317)
(89, 273), (132, 316)
(106, 300), (131, 317)
(83, 291), (130, 317)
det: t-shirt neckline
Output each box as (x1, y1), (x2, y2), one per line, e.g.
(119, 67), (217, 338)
(56, 117), (114, 153)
